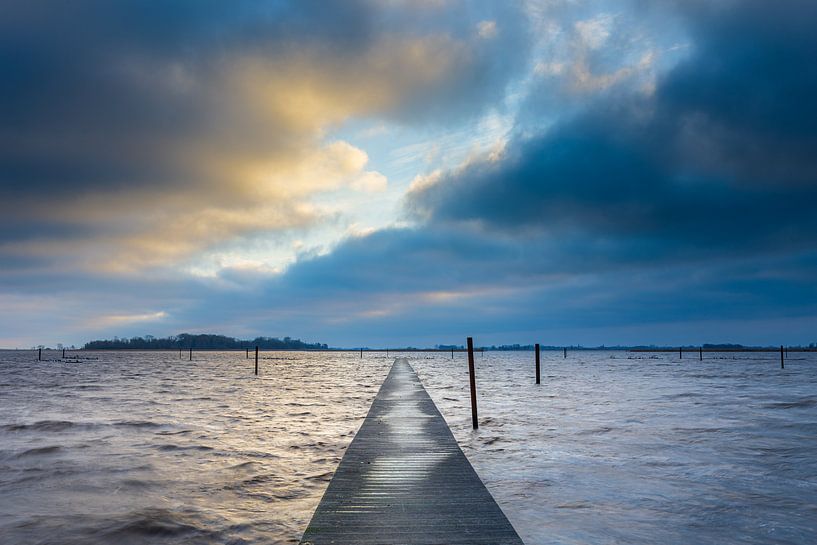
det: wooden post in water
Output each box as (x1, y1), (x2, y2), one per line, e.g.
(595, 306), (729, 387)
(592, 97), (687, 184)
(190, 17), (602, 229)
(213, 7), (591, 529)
(360, 348), (363, 359)
(246, 348), (249, 359)
(189, 347), (192, 361)
(563, 347), (567, 359)
(38, 348), (41, 361)
(451, 348), (454, 359)
(535, 343), (540, 385)
(467, 337), (478, 430)
(255, 346), (259, 375)
(679, 346), (683, 359)
(179, 348), (182, 359)
(699, 347), (703, 361)
(780, 345), (784, 369)
(62, 348), (65, 358)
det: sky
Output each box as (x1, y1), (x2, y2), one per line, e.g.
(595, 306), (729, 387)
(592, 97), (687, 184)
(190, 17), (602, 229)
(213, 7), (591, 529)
(2, 0), (817, 348)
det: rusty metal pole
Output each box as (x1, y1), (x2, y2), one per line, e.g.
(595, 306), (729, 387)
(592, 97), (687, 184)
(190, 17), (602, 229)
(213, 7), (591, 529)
(535, 343), (540, 385)
(467, 337), (478, 430)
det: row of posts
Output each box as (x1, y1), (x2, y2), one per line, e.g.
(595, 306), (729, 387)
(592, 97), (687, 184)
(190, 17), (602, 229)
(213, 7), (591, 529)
(465, 341), (793, 430)
(678, 345), (786, 369)
(35, 343), (792, 379)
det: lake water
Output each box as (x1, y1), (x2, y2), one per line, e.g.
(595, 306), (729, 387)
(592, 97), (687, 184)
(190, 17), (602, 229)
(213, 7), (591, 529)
(1, 350), (815, 544)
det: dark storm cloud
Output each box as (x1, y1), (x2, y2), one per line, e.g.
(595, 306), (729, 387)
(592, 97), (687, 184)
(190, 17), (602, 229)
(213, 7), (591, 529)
(0, 0), (378, 207)
(0, 0), (528, 194)
(409, 0), (817, 260)
(184, 238), (817, 346)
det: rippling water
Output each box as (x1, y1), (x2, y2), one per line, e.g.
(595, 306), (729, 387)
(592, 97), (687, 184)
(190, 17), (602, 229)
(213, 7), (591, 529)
(0, 350), (391, 545)
(413, 351), (817, 545)
(1, 350), (815, 545)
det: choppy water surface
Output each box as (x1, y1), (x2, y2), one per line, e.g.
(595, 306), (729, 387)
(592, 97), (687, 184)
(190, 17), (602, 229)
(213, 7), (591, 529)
(413, 351), (817, 545)
(1, 350), (815, 545)
(0, 351), (390, 545)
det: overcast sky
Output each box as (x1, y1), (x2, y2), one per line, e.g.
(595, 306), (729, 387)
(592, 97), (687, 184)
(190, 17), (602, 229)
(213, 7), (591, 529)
(2, 0), (816, 348)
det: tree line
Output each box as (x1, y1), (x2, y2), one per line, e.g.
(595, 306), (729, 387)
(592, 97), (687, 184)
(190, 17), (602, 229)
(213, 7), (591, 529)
(84, 333), (328, 350)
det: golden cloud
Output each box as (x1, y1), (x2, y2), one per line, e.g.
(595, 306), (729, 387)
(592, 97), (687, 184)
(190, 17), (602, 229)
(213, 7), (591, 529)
(3, 31), (473, 274)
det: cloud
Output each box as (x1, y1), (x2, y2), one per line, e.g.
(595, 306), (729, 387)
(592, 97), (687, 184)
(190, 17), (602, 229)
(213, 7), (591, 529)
(409, 0), (817, 262)
(162, 0), (817, 346)
(87, 311), (169, 329)
(477, 20), (498, 39)
(0, 0), (530, 275)
(179, 229), (817, 346)
(3, 0), (816, 348)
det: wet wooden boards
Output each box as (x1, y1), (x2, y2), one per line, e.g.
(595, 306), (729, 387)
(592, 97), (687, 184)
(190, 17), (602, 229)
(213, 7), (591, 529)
(300, 358), (523, 545)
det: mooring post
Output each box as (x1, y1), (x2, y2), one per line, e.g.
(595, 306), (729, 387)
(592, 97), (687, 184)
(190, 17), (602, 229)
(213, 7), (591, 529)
(699, 346), (703, 361)
(255, 346), (259, 375)
(563, 347), (567, 359)
(189, 347), (192, 361)
(179, 348), (182, 359)
(780, 345), (784, 369)
(62, 348), (65, 358)
(451, 348), (454, 359)
(38, 348), (41, 361)
(360, 348), (363, 359)
(680, 346), (683, 359)
(246, 348), (249, 359)
(535, 343), (541, 385)
(467, 337), (478, 430)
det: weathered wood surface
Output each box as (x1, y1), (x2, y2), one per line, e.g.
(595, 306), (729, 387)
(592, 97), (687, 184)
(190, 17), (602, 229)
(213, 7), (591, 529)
(300, 358), (523, 545)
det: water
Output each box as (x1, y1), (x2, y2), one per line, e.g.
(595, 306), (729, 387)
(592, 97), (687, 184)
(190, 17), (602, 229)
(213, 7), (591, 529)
(1, 350), (816, 544)
(413, 351), (817, 545)
(0, 351), (391, 544)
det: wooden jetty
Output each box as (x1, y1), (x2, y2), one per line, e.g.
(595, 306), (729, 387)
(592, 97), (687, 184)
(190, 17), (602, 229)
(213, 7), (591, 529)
(300, 358), (523, 545)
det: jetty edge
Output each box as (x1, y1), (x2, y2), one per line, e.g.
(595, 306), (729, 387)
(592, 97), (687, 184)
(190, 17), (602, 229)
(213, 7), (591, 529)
(300, 358), (524, 545)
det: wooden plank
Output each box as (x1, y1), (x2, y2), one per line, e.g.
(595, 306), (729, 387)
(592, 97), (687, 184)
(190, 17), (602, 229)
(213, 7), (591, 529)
(300, 358), (523, 545)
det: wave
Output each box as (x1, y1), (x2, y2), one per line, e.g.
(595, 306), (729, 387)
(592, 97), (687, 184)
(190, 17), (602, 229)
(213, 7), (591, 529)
(762, 398), (817, 409)
(17, 445), (61, 457)
(576, 426), (615, 435)
(112, 420), (163, 428)
(3, 419), (165, 433)
(155, 444), (214, 452)
(3, 420), (83, 432)
(100, 508), (205, 540)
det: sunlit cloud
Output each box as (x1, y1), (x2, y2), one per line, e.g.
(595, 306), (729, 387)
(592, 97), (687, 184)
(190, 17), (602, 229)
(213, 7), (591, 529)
(1, 1), (525, 282)
(88, 311), (169, 328)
